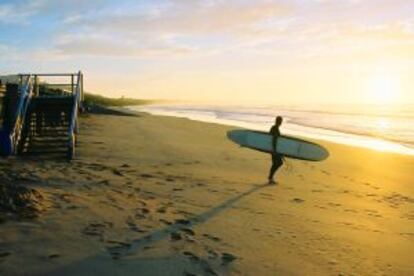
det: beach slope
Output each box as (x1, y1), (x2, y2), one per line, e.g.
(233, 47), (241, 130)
(0, 111), (413, 275)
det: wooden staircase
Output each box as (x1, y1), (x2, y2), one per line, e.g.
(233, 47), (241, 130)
(1, 84), (20, 132)
(0, 72), (83, 159)
(18, 96), (75, 158)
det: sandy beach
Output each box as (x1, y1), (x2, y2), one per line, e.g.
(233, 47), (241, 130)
(0, 110), (413, 276)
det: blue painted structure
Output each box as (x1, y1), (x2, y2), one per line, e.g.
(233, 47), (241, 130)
(0, 72), (84, 159)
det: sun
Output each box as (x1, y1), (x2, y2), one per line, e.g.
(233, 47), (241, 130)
(365, 71), (401, 104)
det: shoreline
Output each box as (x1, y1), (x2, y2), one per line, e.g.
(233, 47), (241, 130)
(0, 111), (413, 275)
(130, 104), (414, 157)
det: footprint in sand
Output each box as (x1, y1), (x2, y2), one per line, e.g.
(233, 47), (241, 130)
(135, 207), (150, 219)
(175, 218), (191, 225)
(321, 170), (331, 176)
(134, 200), (146, 207)
(399, 232), (414, 238)
(203, 233), (221, 242)
(0, 252), (11, 259)
(96, 180), (110, 186)
(156, 206), (167, 213)
(111, 188), (124, 194)
(107, 242), (131, 260)
(180, 227), (195, 236)
(183, 251), (200, 263)
(174, 210), (195, 217)
(106, 195), (117, 203)
(221, 253), (237, 265)
(91, 141), (104, 145)
(364, 209), (383, 218)
(344, 208), (358, 213)
(106, 240), (131, 247)
(290, 198), (305, 203)
(126, 219), (145, 233)
(401, 212), (414, 221)
(140, 173), (154, 179)
(82, 222), (112, 239)
(182, 252), (218, 275)
(207, 249), (219, 259)
(159, 218), (173, 225)
(170, 231), (182, 241)
(58, 193), (73, 203)
(66, 205), (79, 210)
(142, 245), (153, 250)
(384, 193), (414, 207)
(112, 169), (124, 176)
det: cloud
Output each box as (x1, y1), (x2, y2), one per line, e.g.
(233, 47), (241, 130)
(2, 0), (414, 64)
(49, 0), (291, 58)
(54, 32), (198, 58)
(101, 1), (288, 35)
(49, 0), (414, 61)
(0, 44), (8, 51)
(0, 0), (113, 25)
(0, 0), (44, 24)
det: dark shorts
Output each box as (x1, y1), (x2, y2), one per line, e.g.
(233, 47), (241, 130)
(271, 154), (283, 165)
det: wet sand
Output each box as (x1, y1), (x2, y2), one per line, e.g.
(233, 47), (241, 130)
(0, 111), (413, 275)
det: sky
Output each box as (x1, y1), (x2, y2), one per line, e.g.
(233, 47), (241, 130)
(1, 0), (414, 105)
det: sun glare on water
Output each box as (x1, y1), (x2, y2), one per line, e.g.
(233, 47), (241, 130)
(361, 69), (405, 153)
(365, 70), (401, 105)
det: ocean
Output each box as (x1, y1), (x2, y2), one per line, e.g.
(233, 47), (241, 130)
(128, 103), (414, 156)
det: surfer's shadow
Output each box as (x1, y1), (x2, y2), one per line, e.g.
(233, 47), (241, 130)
(44, 182), (272, 275)
(117, 183), (270, 255)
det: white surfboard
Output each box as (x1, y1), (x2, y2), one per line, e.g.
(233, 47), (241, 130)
(227, 129), (329, 161)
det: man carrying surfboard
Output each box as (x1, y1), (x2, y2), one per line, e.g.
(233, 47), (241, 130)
(268, 116), (284, 184)
(227, 120), (329, 171)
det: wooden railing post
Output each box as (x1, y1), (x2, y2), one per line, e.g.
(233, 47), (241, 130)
(82, 73), (84, 101)
(34, 75), (38, 96)
(71, 74), (74, 94)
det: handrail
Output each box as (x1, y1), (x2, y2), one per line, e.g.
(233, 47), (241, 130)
(67, 71), (83, 159)
(10, 75), (34, 153)
(0, 72), (83, 158)
(19, 73), (80, 77)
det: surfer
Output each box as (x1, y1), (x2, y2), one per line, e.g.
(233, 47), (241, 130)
(268, 116), (284, 184)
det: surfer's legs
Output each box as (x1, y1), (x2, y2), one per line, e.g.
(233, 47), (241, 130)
(268, 154), (283, 183)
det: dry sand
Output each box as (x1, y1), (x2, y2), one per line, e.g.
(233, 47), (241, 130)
(0, 111), (413, 275)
